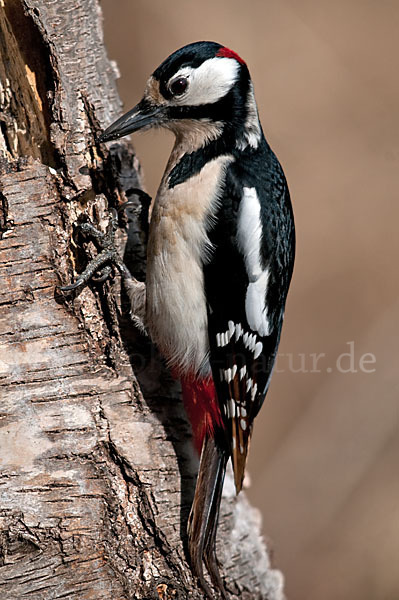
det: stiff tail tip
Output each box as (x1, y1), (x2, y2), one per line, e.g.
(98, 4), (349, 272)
(187, 434), (229, 599)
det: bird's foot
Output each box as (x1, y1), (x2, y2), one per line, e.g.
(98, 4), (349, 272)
(58, 208), (147, 328)
(59, 208), (130, 291)
(59, 208), (146, 332)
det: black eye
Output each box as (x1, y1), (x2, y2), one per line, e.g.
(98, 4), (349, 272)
(169, 77), (188, 96)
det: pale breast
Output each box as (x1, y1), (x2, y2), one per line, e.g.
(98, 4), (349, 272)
(146, 154), (231, 377)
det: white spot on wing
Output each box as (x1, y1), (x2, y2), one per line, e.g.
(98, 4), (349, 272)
(225, 368), (232, 383)
(235, 323), (243, 340)
(227, 398), (235, 418)
(249, 334), (256, 352)
(254, 341), (263, 359)
(237, 187), (271, 337)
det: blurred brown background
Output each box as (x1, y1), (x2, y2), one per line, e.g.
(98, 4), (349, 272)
(100, 1), (399, 598)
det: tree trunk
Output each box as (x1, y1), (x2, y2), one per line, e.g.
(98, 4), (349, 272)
(0, 1), (285, 598)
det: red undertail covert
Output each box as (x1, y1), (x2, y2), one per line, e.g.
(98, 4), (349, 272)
(181, 375), (224, 454)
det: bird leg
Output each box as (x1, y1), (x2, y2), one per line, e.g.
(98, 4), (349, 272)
(59, 208), (147, 329)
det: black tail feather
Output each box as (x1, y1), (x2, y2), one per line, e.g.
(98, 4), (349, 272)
(188, 433), (228, 599)
(203, 462), (228, 600)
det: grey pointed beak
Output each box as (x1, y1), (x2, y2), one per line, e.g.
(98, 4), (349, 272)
(98, 100), (164, 143)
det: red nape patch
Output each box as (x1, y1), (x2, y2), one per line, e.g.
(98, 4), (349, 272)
(181, 375), (224, 455)
(216, 46), (246, 65)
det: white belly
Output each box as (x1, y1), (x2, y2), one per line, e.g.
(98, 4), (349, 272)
(146, 154), (231, 377)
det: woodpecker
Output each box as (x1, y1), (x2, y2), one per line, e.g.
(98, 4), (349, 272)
(90, 41), (294, 598)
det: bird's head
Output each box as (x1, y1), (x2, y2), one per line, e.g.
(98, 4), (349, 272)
(100, 41), (261, 152)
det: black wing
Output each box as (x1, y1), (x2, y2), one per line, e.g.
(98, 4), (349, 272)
(204, 139), (295, 491)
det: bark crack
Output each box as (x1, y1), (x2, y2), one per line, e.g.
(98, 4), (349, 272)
(0, 1), (58, 166)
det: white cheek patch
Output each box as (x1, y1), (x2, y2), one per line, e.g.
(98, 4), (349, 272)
(171, 57), (239, 106)
(237, 187), (271, 337)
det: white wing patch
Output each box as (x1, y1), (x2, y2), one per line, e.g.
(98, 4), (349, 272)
(237, 187), (270, 337)
(246, 271), (270, 337)
(168, 57), (239, 107)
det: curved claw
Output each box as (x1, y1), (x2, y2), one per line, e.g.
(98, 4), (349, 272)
(58, 278), (85, 292)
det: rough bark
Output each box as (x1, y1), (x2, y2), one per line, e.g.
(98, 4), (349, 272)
(0, 1), (285, 599)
